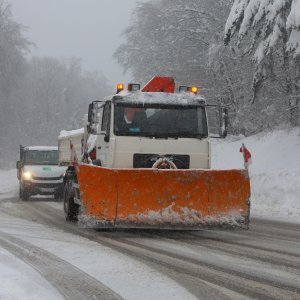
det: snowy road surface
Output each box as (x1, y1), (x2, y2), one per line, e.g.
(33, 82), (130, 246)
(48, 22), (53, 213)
(0, 196), (299, 300)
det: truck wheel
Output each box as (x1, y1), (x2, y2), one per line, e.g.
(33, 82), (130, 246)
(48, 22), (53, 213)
(92, 159), (102, 166)
(63, 180), (79, 222)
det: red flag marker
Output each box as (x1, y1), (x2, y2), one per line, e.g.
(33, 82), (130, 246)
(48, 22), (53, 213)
(240, 143), (252, 169)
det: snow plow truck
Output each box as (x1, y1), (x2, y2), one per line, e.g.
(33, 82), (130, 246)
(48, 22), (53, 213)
(58, 76), (250, 229)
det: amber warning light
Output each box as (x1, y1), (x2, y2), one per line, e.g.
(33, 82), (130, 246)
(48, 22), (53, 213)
(189, 86), (198, 94)
(179, 86), (199, 94)
(117, 83), (124, 93)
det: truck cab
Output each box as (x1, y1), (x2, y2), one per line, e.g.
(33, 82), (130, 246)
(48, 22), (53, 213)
(85, 91), (216, 169)
(16, 146), (67, 201)
(59, 78), (228, 170)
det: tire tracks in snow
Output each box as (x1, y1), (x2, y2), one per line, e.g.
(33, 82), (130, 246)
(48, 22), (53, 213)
(16, 201), (300, 299)
(185, 230), (300, 258)
(0, 231), (122, 300)
(156, 230), (300, 270)
(2, 198), (300, 300)
(1, 200), (254, 299)
(107, 235), (300, 295)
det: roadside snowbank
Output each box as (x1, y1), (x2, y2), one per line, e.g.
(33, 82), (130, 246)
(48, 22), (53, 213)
(0, 170), (18, 200)
(212, 126), (300, 223)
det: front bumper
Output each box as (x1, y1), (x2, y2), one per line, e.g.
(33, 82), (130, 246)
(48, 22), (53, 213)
(22, 180), (63, 195)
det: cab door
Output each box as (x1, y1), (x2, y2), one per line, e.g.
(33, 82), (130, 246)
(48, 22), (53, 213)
(97, 102), (114, 167)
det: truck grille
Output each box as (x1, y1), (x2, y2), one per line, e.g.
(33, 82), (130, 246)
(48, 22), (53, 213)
(33, 183), (61, 188)
(32, 176), (62, 181)
(133, 154), (190, 169)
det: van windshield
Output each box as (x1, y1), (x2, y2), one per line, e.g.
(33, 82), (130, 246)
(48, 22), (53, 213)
(24, 150), (58, 165)
(114, 105), (208, 139)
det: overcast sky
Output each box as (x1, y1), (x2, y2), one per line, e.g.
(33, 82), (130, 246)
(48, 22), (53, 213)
(8, 0), (143, 84)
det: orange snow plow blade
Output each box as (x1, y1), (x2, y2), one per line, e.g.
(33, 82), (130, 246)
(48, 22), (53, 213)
(77, 165), (250, 229)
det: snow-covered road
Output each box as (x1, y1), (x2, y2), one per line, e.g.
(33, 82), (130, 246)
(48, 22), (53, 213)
(0, 197), (299, 299)
(0, 204), (194, 300)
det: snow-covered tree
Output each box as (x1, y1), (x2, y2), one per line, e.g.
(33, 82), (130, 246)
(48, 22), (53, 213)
(114, 0), (259, 134)
(17, 56), (112, 147)
(225, 0), (300, 57)
(115, 0), (300, 133)
(0, 55), (112, 168)
(224, 0), (300, 126)
(0, 1), (30, 93)
(0, 2), (113, 168)
(0, 1), (30, 168)
(114, 0), (232, 85)
(0, 10), (112, 167)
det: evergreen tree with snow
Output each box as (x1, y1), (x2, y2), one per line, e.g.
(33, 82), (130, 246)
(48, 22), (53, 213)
(224, 0), (300, 125)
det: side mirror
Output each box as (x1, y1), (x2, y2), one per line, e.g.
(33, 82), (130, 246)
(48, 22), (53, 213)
(103, 104), (111, 142)
(219, 108), (228, 138)
(88, 103), (93, 123)
(16, 161), (22, 169)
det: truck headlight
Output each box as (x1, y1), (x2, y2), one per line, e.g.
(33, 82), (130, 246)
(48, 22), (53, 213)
(22, 171), (32, 180)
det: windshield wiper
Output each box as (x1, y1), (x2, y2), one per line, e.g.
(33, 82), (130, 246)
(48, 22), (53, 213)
(151, 132), (207, 139)
(173, 132), (208, 139)
(154, 133), (178, 139)
(115, 132), (207, 139)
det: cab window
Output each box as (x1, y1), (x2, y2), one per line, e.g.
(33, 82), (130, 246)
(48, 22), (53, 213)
(101, 103), (111, 132)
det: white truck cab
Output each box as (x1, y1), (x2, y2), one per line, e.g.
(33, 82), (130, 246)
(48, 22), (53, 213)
(82, 91), (217, 169)
(58, 88), (228, 171)
(16, 145), (67, 201)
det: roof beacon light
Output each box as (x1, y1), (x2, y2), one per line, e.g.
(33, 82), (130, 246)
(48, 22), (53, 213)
(179, 86), (199, 94)
(188, 86), (199, 95)
(117, 83), (124, 94)
(128, 83), (140, 92)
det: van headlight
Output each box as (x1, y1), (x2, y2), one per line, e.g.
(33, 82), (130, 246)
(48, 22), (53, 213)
(22, 171), (32, 180)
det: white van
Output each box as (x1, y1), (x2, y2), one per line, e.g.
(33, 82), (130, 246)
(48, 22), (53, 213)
(16, 145), (67, 201)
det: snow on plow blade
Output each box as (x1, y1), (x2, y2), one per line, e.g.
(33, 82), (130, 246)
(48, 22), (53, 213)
(77, 165), (250, 229)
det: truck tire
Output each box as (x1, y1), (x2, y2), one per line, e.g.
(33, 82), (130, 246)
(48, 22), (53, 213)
(63, 179), (79, 222)
(92, 159), (102, 166)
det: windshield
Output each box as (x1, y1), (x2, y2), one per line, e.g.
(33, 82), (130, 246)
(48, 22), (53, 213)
(24, 150), (58, 165)
(114, 104), (208, 138)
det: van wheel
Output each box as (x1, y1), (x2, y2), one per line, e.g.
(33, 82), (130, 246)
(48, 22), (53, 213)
(19, 186), (22, 199)
(54, 192), (63, 201)
(22, 191), (30, 201)
(63, 180), (79, 222)
(20, 185), (29, 201)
